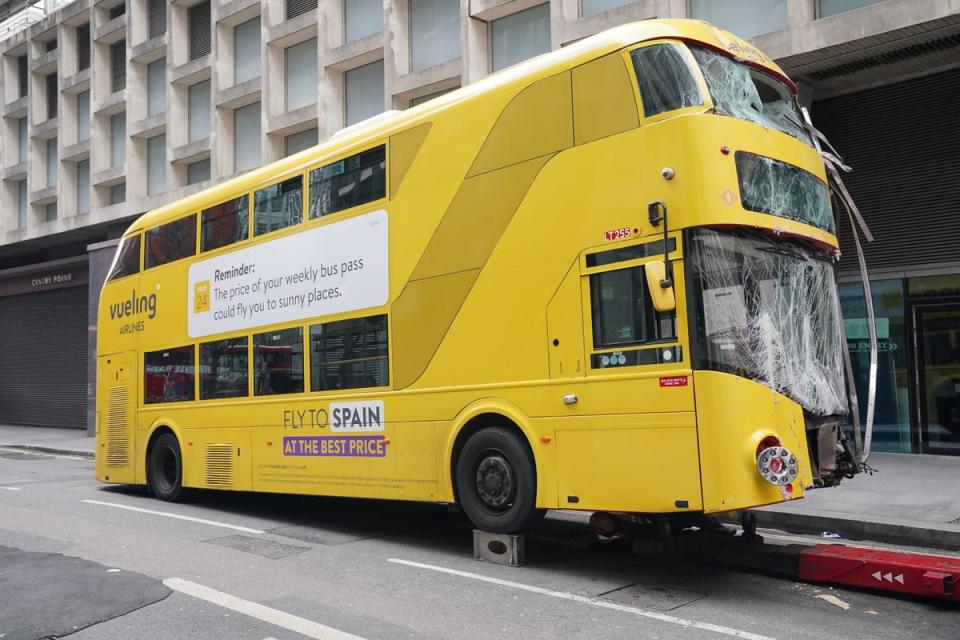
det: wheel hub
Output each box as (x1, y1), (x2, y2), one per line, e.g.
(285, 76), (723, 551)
(475, 455), (515, 510)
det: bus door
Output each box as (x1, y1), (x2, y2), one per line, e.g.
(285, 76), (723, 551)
(95, 351), (137, 484)
(547, 259), (586, 379)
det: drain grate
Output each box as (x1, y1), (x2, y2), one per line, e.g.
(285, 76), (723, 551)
(598, 582), (706, 612)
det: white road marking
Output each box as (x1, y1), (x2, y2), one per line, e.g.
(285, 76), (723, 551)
(387, 558), (775, 640)
(0, 486), (22, 491)
(82, 499), (265, 534)
(164, 578), (366, 640)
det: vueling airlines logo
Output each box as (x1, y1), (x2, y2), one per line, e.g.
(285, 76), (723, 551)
(109, 289), (158, 335)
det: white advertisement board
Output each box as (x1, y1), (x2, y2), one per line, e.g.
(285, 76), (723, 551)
(187, 209), (388, 338)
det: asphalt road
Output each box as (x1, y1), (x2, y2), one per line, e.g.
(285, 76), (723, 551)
(0, 446), (956, 640)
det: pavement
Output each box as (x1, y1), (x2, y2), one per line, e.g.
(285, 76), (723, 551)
(1, 423), (958, 551)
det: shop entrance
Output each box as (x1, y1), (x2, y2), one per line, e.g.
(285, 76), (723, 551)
(915, 303), (960, 455)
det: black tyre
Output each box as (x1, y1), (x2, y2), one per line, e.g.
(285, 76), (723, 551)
(148, 432), (184, 501)
(455, 427), (544, 534)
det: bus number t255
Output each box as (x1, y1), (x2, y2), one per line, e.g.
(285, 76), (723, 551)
(604, 228), (632, 241)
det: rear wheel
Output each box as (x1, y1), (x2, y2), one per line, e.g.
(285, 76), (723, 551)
(455, 427), (543, 534)
(148, 432), (184, 502)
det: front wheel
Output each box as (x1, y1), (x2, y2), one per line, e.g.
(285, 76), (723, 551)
(455, 427), (543, 534)
(148, 432), (185, 501)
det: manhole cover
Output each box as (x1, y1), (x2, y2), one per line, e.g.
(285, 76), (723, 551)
(599, 582), (706, 612)
(205, 534), (308, 559)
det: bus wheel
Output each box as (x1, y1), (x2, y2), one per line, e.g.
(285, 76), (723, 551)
(148, 432), (184, 502)
(456, 427), (543, 534)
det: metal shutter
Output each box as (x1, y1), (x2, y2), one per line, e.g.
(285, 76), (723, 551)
(77, 23), (90, 71)
(286, 0), (317, 20)
(111, 41), (126, 92)
(0, 286), (87, 429)
(189, 1), (211, 60)
(813, 66), (960, 275)
(46, 73), (57, 120)
(148, 0), (166, 38)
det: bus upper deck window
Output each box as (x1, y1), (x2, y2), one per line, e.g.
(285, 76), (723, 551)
(107, 234), (141, 281)
(309, 145), (386, 219)
(630, 43), (702, 117)
(254, 176), (303, 237)
(145, 216), (197, 269)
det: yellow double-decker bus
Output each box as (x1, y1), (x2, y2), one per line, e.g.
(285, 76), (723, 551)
(96, 19), (860, 534)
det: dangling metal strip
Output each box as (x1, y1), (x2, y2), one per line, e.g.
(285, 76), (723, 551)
(802, 107), (877, 464)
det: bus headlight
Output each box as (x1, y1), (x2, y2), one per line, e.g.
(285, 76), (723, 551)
(757, 446), (799, 486)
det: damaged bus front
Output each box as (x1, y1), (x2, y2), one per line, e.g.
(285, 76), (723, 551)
(629, 26), (872, 513)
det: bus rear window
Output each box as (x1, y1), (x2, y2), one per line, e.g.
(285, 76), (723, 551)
(145, 216), (197, 269)
(630, 43), (702, 117)
(107, 234), (141, 281)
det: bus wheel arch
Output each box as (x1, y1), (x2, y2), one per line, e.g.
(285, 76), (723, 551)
(450, 409), (544, 534)
(144, 423), (186, 502)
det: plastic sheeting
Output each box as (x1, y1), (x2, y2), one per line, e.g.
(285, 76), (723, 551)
(736, 152), (835, 234)
(691, 46), (812, 145)
(689, 229), (847, 417)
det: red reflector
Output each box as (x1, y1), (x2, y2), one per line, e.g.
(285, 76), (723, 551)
(770, 458), (784, 473)
(659, 376), (688, 387)
(785, 482), (793, 494)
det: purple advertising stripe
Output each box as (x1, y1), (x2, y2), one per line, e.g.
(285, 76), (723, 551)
(282, 436), (386, 458)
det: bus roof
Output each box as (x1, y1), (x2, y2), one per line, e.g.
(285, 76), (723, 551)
(127, 19), (789, 235)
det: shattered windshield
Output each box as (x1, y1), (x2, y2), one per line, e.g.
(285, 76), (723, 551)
(690, 46), (812, 146)
(688, 228), (846, 417)
(736, 152), (835, 234)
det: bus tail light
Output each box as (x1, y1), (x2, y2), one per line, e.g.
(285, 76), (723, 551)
(757, 445), (799, 486)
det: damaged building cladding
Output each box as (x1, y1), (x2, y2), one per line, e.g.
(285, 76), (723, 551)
(0, 0), (957, 456)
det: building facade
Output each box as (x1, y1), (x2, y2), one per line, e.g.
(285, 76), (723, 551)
(0, 0), (957, 456)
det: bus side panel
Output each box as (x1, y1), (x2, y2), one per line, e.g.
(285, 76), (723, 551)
(95, 351), (137, 484)
(695, 370), (813, 513)
(554, 412), (701, 513)
(180, 426), (253, 492)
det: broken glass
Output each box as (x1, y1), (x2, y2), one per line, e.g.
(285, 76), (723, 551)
(690, 46), (812, 146)
(630, 43), (702, 117)
(736, 151), (835, 234)
(688, 228), (846, 417)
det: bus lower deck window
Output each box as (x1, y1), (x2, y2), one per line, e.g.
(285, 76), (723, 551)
(310, 314), (388, 391)
(200, 337), (249, 399)
(253, 327), (304, 395)
(144, 346), (196, 403)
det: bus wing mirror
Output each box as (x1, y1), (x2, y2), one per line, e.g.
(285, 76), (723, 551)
(645, 262), (676, 312)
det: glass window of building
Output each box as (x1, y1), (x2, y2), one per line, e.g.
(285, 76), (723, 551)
(76, 159), (90, 214)
(148, 0), (166, 38)
(200, 337), (248, 400)
(17, 55), (27, 98)
(110, 40), (126, 92)
(110, 112), (126, 167)
(819, 0), (883, 17)
(285, 38), (317, 111)
(145, 215), (196, 268)
(202, 195), (248, 252)
(147, 134), (166, 195)
(839, 279), (911, 452)
(410, 87), (454, 106)
(189, 0), (211, 60)
(344, 60), (384, 126)
(254, 176), (302, 236)
(234, 101), (261, 172)
(144, 346), (195, 404)
(689, 0), (787, 40)
(410, 0), (460, 72)
(17, 117), (27, 163)
(310, 315), (389, 391)
(77, 23), (90, 71)
(187, 159), (210, 184)
(110, 183), (126, 204)
(46, 73), (57, 120)
(108, 3), (125, 19)
(285, 128), (318, 156)
(147, 57), (166, 116)
(344, 0), (382, 42)
(188, 80), (211, 142)
(254, 327), (304, 396)
(491, 4), (551, 72)
(46, 138), (57, 187)
(234, 16), (261, 84)
(46, 203), (57, 222)
(76, 91), (90, 142)
(17, 180), (27, 228)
